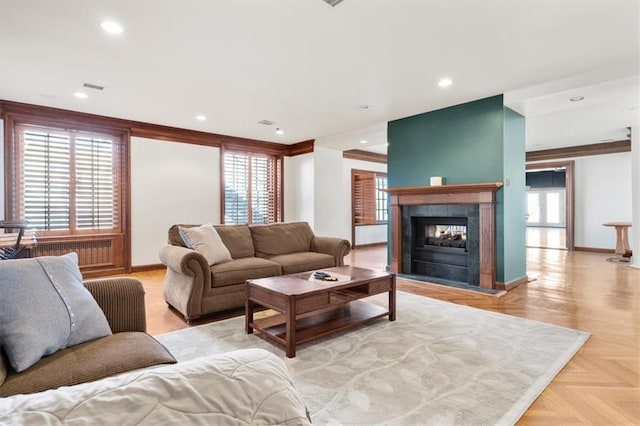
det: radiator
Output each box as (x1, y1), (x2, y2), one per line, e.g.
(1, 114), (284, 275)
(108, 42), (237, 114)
(34, 239), (115, 268)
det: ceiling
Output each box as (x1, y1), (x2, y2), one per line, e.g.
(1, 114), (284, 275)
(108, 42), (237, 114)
(1, 1), (638, 155)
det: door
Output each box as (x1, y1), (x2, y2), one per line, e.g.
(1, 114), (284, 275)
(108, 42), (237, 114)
(526, 189), (566, 227)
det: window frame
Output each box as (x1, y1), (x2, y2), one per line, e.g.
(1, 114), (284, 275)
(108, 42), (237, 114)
(220, 146), (283, 225)
(352, 169), (388, 226)
(10, 123), (124, 237)
(3, 111), (131, 274)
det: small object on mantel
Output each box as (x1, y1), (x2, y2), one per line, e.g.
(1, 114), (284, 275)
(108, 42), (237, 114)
(603, 221), (632, 263)
(430, 176), (443, 186)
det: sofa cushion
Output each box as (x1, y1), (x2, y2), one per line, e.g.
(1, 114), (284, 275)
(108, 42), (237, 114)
(210, 257), (282, 288)
(0, 332), (176, 397)
(179, 224), (232, 266)
(250, 222), (315, 258)
(0, 253), (112, 372)
(214, 224), (255, 259)
(269, 252), (336, 275)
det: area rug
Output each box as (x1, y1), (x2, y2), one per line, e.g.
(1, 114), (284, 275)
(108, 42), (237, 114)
(156, 292), (589, 425)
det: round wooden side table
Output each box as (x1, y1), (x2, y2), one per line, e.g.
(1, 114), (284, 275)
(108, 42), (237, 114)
(603, 221), (632, 263)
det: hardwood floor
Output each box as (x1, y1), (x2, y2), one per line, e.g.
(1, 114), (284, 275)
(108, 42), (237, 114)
(526, 226), (567, 250)
(128, 246), (639, 425)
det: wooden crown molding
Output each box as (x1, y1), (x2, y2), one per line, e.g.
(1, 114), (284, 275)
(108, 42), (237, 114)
(285, 139), (315, 156)
(526, 140), (630, 162)
(343, 149), (388, 164)
(0, 100), (314, 157)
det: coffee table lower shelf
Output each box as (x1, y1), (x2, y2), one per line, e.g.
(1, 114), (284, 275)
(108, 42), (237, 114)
(249, 300), (389, 352)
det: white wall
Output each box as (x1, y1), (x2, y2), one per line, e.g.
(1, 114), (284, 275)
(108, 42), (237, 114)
(284, 148), (389, 245)
(312, 147), (349, 239)
(632, 125), (639, 268)
(0, 119), (4, 220)
(284, 153), (314, 226)
(574, 152), (633, 249)
(343, 157), (388, 246)
(130, 137), (220, 265)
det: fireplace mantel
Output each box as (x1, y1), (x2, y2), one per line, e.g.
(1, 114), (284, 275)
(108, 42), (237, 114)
(385, 182), (503, 289)
(385, 182), (503, 205)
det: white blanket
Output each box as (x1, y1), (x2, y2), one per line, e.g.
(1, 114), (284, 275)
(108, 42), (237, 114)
(1, 348), (311, 425)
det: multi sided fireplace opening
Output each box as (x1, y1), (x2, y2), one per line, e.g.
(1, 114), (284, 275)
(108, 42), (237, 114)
(412, 217), (468, 283)
(402, 204), (481, 287)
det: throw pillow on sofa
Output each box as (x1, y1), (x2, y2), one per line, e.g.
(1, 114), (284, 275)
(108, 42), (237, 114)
(0, 252), (112, 372)
(179, 223), (232, 266)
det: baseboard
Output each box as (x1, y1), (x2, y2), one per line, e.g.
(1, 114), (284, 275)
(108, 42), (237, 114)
(131, 263), (166, 273)
(495, 275), (528, 291)
(352, 242), (387, 249)
(575, 246), (614, 254)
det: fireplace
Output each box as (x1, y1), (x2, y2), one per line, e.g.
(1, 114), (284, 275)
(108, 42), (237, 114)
(385, 183), (502, 289)
(405, 205), (480, 286)
(412, 216), (468, 283)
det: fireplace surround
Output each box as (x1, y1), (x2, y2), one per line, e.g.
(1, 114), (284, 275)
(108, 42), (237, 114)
(410, 208), (477, 286)
(386, 182), (503, 289)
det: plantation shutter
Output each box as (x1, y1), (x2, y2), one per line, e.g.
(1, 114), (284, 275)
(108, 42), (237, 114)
(14, 124), (122, 234)
(75, 135), (119, 230)
(224, 153), (250, 224)
(223, 151), (282, 224)
(251, 156), (273, 224)
(19, 128), (71, 231)
(353, 171), (376, 225)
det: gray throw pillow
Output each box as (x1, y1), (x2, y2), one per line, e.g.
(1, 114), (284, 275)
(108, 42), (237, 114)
(0, 253), (112, 372)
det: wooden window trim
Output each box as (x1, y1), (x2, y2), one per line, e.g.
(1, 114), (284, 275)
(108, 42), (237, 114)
(220, 147), (283, 224)
(351, 169), (388, 246)
(3, 111), (131, 274)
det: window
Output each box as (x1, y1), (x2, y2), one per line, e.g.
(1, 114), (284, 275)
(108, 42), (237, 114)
(11, 124), (123, 235)
(352, 170), (387, 225)
(375, 174), (388, 222)
(222, 150), (282, 224)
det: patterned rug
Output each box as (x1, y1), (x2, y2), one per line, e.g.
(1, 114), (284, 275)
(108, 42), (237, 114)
(156, 291), (589, 425)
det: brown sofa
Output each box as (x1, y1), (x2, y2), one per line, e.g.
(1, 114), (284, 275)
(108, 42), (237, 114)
(159, 221), (351, 323)
(0, 278), (175, 397)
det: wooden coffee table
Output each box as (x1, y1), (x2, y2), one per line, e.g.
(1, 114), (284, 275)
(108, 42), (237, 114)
(245, 266), (396, 357)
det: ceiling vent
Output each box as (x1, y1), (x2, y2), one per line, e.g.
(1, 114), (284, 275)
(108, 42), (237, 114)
(321, 0), (344, 7)
(258, 120), (274, 126)
(83, 82), (104, 91)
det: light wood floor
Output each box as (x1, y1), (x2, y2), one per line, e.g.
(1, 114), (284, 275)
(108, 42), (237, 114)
(130, 246), (639, 425)
(526, 226), (567, 250)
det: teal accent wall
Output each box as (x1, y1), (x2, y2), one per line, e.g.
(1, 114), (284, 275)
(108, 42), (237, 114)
(387, 95), (526, 284)
(502, 107), (526, 282)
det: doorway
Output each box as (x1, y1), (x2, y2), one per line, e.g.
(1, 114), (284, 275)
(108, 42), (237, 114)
(525, 161), (575, 250)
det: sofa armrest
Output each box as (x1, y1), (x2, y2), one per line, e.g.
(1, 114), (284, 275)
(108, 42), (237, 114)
(158, 245), (211, 321)
(311, 236), (351, 266)
(84, 278), (147, 333)
(159, 245), (209, 275)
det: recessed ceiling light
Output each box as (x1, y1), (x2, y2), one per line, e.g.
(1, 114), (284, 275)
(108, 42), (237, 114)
(275, 128), (284, 135)
(195, 115), (206, 121)
(74, 92), (88, 99)
(438, 78), (453, 88)
(101, 21), (123, 34)
(569, 96), (584, 102)
(359, 140), (368, 144)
